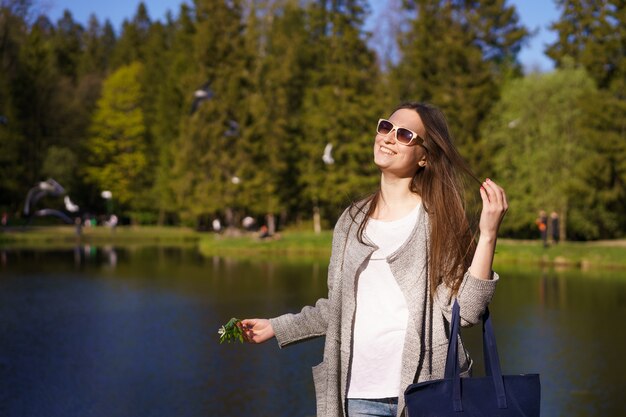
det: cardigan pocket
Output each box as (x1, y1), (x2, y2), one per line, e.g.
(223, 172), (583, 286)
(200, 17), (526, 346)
(312, 361), (328, 416)
(423, 339), (472, 377)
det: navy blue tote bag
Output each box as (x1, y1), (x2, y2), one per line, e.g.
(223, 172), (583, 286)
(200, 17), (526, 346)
(404, 301), (540, 416)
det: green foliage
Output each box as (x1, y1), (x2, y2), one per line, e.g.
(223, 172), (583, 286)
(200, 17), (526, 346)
(110, 2), (152, 68)
(297, 0), (382, 216)
(0, 4), (30, 208)
(392, 0), (528, 170)
(171, 0), (249, 223)
(51, 10), (83, 81)
(218, 318), (244, 344)
(572, 89), (626, 239)
(41, 146), (78, 193)
(1, 0), (624, 239)
(85, 62), (148, 210)
(482, 65), (597, 239)
(546, 0), (624, 90)
(544, 0), (626, 239)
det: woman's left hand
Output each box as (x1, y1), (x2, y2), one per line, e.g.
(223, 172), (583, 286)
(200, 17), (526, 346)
(478, 178), (508, 240)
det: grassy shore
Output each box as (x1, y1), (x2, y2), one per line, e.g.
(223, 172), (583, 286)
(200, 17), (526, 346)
(0, 225), (201, 248)
(3, 226), (626, 269)
(492, 238), (626, 269)
(199, 232), (626, 270)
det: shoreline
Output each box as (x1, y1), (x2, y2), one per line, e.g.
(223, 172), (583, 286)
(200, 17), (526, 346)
(2, 226), (626, 270)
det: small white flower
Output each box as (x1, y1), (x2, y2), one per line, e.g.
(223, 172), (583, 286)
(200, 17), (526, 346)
(218, 326), (226, 336)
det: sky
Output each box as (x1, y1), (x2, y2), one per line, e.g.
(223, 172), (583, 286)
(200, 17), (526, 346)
(40, 0), (560, 73)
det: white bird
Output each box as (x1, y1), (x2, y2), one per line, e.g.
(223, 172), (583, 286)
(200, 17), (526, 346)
(322, 143), (335, 165)
(23, 178), (65, 216)
(101, 190), (112, 200)
(64, 196), (79, 213)
(38, 180), (56, 191)
(190, 83), (214, 114)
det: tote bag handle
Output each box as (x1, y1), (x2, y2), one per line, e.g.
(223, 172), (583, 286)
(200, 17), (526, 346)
(444, 300), (508, 411)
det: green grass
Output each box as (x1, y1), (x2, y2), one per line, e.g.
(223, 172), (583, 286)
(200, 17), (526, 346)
(494, 238), (626, 269)
(0, 225), (201, 248)
(198, 230), (333, 259)
(200, 233), (626, 269)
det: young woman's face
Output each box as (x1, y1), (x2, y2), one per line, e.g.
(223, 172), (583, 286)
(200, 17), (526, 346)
(373, 108), (427, 178)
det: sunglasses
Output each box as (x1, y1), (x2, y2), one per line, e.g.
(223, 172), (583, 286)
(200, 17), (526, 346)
(376, 119), (423, 146)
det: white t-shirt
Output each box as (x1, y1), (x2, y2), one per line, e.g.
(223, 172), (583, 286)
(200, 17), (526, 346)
(347, 203), (421, 399)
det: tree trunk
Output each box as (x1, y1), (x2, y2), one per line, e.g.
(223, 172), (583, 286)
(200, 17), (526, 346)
(266, 213), (276, 235)
(225, 207), (234, 228)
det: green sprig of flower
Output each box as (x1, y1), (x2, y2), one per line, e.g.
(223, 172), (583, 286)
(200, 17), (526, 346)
(218, 317), (244, 344)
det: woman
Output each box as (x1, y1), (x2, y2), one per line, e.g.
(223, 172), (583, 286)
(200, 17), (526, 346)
(240, 103), (508, 417)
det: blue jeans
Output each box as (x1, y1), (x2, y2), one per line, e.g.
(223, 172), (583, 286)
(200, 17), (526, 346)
(347, 397), (398, 417)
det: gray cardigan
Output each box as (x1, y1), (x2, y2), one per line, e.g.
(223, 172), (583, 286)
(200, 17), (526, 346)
(270, 203), (499, 417)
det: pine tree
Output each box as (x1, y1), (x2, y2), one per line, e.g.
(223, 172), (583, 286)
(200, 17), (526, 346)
(78, 14), (117, 77)
(12, 16), (59, 186)
(297, 0), (383, 229)
(151, 4), (196, 224)
(546, 0), (621, 89)
(230, 0), (316, 232)
(51, 10), (83, 82)
(171, 0), (249, 226)
(392, 0), (528, 171)
(110, 2), (152, 69)
(0, 2), (29, 209)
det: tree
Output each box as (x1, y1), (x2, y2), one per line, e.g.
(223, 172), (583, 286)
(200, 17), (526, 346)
(481, 64), (597, 239)
(41, 146), (78, 193)
(150, 4), (196, 224)
(12, 16), (59, 187)
(546, 0), (622, 90)
(171, 0), (249, 226)
(392, 0), (528, 171)
(84, 62), (149, 213)
(545, 0), (626, 238)
(110, 2), (152, 69)
(571, 89), (626, 239)
(78, 15), (116, 77)
(0, 2), (29, 209)
(51, 10), (83, 81)
(297, 0), (383, 230)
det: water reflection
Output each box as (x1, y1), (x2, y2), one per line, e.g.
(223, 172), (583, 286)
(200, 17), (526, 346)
(0, 248), (624, 417)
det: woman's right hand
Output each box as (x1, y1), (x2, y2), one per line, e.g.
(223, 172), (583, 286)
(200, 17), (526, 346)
(240, 318), (275, 344)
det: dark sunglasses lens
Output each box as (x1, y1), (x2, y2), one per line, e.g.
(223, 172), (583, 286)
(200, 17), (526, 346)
(377, 120), (393, 134)
(397, 128), (415, 144)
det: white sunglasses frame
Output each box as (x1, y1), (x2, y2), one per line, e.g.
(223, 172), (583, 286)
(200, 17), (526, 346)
(376, 118), (424, 146)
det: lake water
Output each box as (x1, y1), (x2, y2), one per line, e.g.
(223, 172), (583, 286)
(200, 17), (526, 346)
(0, 246), (625, 416)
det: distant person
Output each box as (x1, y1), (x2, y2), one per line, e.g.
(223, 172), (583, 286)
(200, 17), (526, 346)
(74, 217), (82, 237)
(550, 211), (560, 244)
(1, 211), (7, 227)
(258, 225), (270, 239)
(238, 102), (508, 417)
(536, 210), (548, 248)
(105, 214), (118, 232)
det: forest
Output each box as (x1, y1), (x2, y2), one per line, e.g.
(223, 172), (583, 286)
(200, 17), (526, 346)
(1, 0), (624, 240)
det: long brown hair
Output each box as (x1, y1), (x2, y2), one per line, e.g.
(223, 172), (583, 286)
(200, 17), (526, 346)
(353, 102), (480, 297)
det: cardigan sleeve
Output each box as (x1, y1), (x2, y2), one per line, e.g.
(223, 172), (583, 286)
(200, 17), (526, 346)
(434, 269), (499, 327)
(269, 209), (349, 348)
